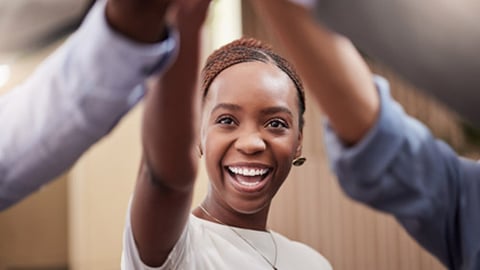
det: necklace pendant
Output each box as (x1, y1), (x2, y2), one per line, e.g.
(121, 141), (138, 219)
(273, 267), (277, 270)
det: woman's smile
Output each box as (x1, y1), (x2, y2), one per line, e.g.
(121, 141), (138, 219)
(225, 164), (272, 192)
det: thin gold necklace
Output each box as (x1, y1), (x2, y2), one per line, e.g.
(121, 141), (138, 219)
(198, 205), (278, 270)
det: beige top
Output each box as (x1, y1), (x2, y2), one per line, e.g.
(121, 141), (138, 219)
(122, 213), (332, 270)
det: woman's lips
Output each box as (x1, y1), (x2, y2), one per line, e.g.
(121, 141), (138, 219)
(226, 166), (271, 192)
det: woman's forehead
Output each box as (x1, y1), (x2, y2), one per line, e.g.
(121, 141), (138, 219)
(206, 61), (296, 98)
(202, 62), (299, 118)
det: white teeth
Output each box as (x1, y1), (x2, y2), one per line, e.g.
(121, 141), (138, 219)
(238, 179), (260, 186)
(228, 167), (269, 177)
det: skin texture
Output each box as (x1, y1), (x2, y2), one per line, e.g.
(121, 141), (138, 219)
(197, 61), (303, 230)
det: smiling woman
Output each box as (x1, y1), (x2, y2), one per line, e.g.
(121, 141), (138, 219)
(198, 41), (305, 228)
(121, 10), (332, 269)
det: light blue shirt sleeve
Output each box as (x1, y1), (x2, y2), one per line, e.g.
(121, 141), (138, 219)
(0, 0), (177, 211)
(325, 76), (452, 217)
(324, 76), (480, 269)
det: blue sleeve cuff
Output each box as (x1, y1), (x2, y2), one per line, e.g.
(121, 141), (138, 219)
(324, 75), (405, 182)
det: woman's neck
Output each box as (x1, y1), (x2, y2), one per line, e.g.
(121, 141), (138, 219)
(192, 200), (270, 231)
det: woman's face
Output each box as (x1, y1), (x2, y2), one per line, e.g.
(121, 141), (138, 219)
(201, 61), (303, 216)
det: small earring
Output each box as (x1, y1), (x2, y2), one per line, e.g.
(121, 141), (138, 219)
(292, 157), (306, 167)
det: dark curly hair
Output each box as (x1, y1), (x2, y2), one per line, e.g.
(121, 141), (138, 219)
(201, 37), (306, 130)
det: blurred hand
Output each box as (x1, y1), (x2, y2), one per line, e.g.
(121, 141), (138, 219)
(106, 0), (175, 43)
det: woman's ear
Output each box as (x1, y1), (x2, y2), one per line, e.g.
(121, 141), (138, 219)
(292, 132), (306, 167)
(295, 132), (303, 158)
(198, 111), (207, 158)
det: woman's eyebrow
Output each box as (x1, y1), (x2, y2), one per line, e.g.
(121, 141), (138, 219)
(212, 103), (242, 113)
(260, 106), (293, 117)
(211, 104), (293, 117)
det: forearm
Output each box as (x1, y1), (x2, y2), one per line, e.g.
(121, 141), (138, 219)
(141, 27), (201, 190)
(140, 0), (212, 189)
(130, 1), (210, 266)
(141, 70), (200, 191)
(249, 0), (379, 144)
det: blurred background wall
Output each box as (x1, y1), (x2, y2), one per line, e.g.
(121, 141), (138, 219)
(1, 1), (479, 269)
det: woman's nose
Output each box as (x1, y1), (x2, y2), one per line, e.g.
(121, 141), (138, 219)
(234, 131), (266, 155)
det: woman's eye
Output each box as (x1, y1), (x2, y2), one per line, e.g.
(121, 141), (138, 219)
(217, 116), (235, 125)
(267, 119), (288, 129)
